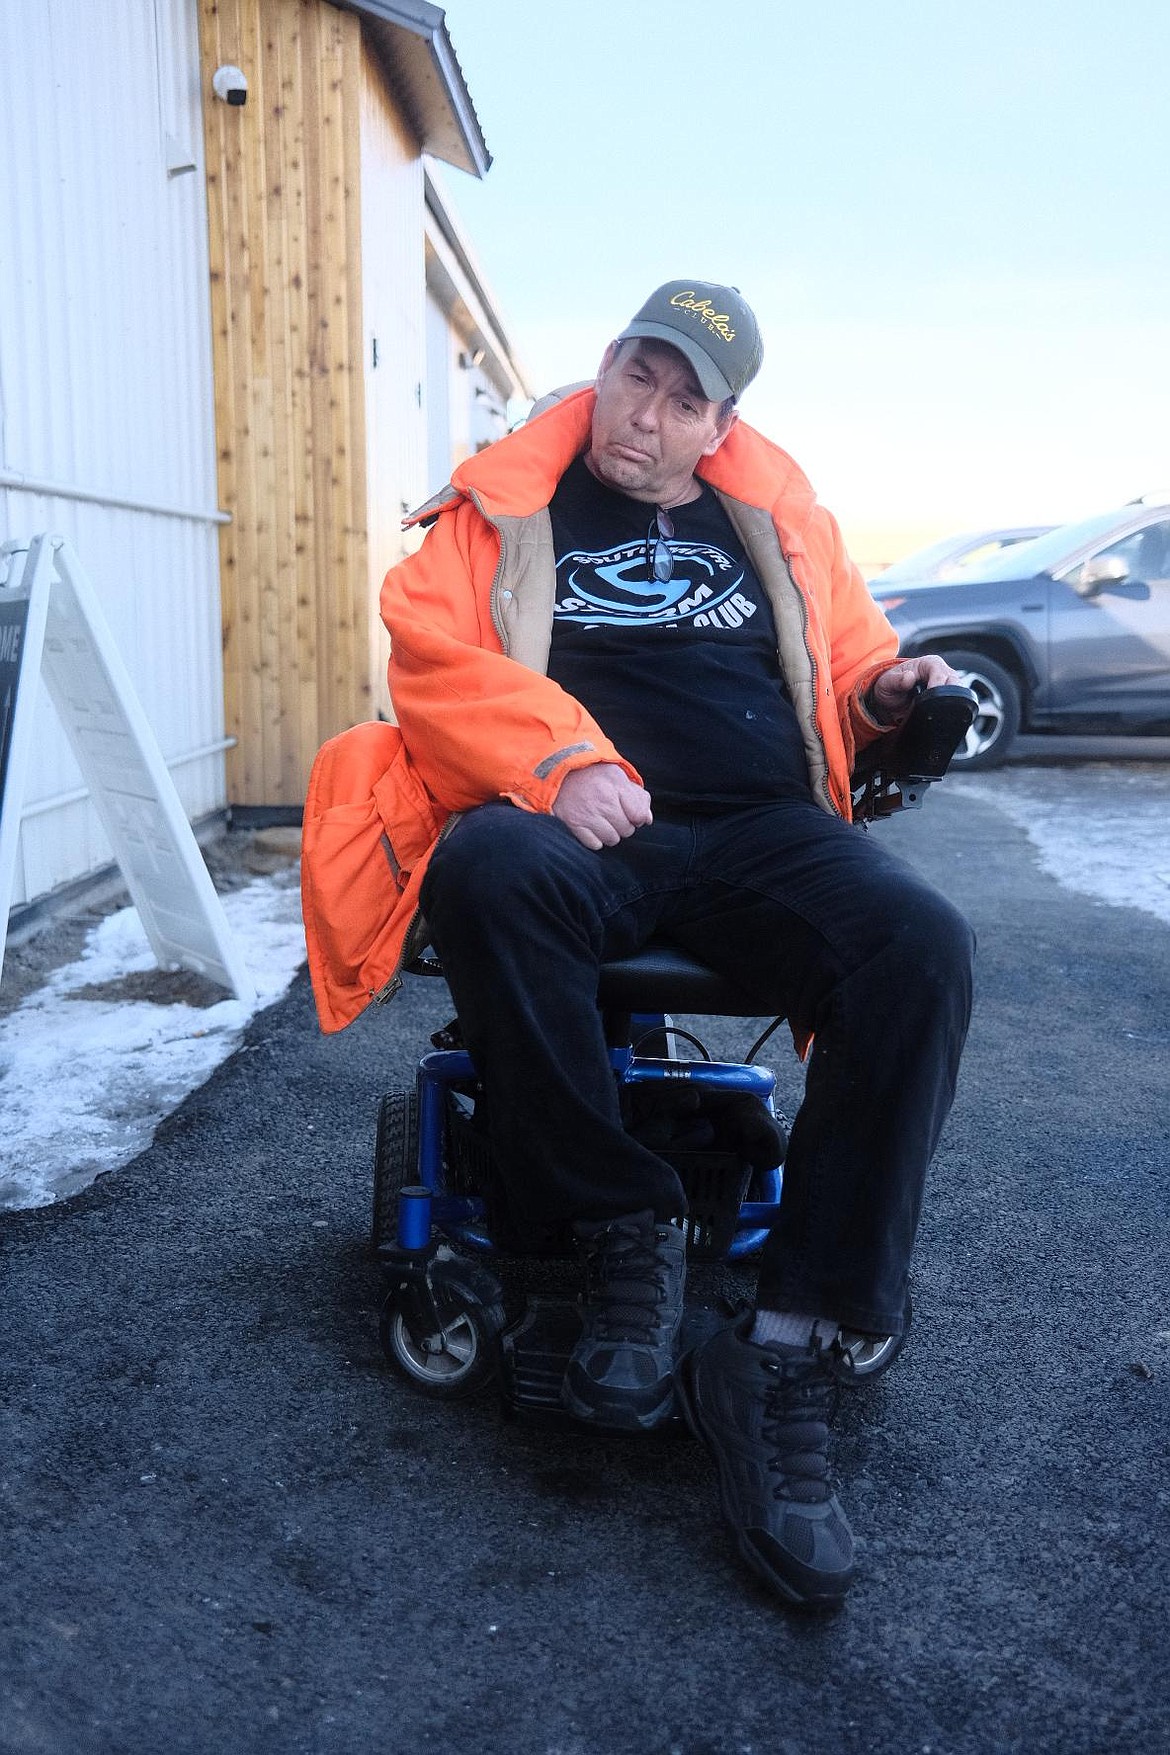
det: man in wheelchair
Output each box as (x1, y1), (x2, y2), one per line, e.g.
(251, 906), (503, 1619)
(302, 281), (975, 1609)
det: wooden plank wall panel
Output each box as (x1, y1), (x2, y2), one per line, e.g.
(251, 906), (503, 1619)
(261, 4), (299, 802)
(278, 9), (318, 802)
(198, 0), (370, 805)
(201, 0), (251, 798)
(309, 5), (358, 764)
(340, 26), (368, 742)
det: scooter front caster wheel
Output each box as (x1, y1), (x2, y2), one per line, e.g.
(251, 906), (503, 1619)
(379, 1253), (505, 1399)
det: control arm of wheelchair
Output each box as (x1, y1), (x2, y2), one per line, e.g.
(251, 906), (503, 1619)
(850, 684), (979, 821)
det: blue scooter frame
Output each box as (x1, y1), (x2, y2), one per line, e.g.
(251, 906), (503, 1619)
(401, 1018), (783, 1259)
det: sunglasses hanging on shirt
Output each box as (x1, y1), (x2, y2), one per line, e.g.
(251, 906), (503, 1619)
(646, 507), (675, 584)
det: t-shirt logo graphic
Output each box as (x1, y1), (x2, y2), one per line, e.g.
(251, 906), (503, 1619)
(556, 540), (750, 628)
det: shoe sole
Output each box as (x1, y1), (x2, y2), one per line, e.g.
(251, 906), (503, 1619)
(674, 1351), (851, 1611)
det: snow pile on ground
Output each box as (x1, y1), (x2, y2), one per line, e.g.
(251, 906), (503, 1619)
(0, 869), (306, 1211)
(960, 766), (1170, 927)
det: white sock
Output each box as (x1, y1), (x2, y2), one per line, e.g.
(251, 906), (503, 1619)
(751, 1308), (839, 1351)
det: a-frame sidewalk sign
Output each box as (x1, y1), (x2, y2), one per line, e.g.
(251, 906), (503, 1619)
(0, 534), (255, 1000)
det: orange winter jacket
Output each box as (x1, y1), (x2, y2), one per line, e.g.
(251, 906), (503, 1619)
(302, 388), (899, 1033)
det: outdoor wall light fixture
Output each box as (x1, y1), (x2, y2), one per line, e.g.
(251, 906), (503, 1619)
(459, 348), (486, 370)
(212, 65), (248, 105)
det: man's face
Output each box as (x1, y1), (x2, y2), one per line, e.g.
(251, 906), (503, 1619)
(586, 340), (736, 505)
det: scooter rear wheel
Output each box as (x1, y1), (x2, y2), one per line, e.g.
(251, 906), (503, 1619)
(371, 1089), (418, 1253)
(832, 1289), (913, 1382)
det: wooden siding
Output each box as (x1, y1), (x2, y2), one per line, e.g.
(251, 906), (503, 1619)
(198, 0), (371, 805)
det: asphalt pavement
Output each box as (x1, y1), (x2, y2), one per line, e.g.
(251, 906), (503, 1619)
(3, 767), (1169, 1755)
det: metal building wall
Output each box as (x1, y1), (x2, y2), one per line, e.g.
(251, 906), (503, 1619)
(360, 49), (427, 721)
(0, 0), (226, 909)
(424, 287), (454, 498)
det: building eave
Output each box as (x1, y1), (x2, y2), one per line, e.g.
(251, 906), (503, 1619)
(335, 0), (490, 176)
(424, 164), (534, 402)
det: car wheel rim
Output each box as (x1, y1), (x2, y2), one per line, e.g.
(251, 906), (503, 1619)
(954, 668), (1006, 759)
(391, 1309), (478, 1383)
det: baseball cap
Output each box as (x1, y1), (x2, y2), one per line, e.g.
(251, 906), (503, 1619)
(616, 280), (763, 403)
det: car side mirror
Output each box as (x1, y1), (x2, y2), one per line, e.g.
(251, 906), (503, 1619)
(1073, 554), (1130, 597)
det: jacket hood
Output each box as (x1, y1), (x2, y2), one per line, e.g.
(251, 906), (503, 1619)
(406, 388), (820, 541)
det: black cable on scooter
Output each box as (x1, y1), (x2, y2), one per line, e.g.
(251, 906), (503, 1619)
(746, 1015), (784, 1065)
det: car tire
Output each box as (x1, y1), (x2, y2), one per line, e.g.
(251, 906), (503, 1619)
(940, 650), (1021, 769)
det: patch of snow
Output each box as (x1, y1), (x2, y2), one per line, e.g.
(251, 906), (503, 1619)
(960, 767), (1170, 926)
(0, 870), (305, 1211)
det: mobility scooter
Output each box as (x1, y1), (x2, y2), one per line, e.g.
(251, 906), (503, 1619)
(370, 685), (977, 1423)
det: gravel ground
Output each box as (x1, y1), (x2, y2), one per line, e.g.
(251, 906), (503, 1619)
(2, 785), (1168, 1755)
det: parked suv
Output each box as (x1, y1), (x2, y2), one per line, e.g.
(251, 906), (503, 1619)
(871, 525), (1053, 586)
(870, 503), (1170, 767)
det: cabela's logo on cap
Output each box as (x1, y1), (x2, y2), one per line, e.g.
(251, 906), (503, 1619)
(669, 290), (736, 344)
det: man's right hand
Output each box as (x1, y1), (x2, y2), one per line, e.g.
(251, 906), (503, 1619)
(552, 764), (653, 851)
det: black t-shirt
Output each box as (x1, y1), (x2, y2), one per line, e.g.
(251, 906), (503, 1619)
(546, 456), (811, 809)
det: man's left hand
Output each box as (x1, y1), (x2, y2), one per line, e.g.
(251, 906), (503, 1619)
(867, 654), (961, 726)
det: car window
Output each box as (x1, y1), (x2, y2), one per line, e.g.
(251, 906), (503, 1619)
(1095, 520), (1170, 580)
(937, 536), (1031, 575)
(875, 535), (982, 584)
(875, 528), (1051, 585)
(958, 509), (1150, 583)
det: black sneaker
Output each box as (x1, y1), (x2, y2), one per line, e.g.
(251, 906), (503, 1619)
(560, 1210), (686, 1432)
(676, 1316), (855, 1607)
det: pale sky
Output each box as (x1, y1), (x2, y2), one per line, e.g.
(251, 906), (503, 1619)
(436, 0), (1169, 559)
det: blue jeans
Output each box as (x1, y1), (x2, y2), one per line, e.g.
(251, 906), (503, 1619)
(420, 799), (974, 1337)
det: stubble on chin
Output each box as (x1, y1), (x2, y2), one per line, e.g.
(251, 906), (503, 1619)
(584, 445), (653, 499)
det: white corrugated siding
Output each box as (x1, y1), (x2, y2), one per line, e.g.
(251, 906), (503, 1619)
(0, 0), (225, 909)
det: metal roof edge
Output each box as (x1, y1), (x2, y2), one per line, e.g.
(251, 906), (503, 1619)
(337, 0), (491, 177)
(424, 163), (534, 401)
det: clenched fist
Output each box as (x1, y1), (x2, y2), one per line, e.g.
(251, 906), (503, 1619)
(552, 764), (654, 851)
